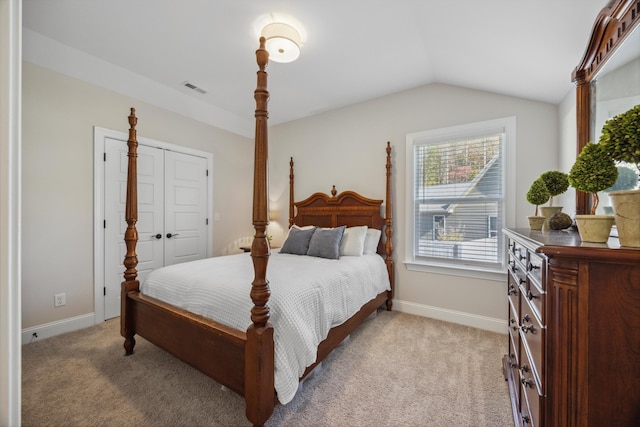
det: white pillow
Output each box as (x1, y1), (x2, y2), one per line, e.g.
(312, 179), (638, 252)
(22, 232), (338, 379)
(291, 224), (315, 230)
(363, 228), (382, 255)
(339, 226), (368, 256)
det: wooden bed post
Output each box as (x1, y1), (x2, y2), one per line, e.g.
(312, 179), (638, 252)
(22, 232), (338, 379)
(289, 157), (294, 228)
(121, 107), (140, 354)
(246, 37), (275, 427)
(385, 141), (394, 311)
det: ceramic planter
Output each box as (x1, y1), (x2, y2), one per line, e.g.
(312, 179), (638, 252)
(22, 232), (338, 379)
(527, 216), (545, 230)
(575, 215), (615, 243)
(609, 189), (640, 247)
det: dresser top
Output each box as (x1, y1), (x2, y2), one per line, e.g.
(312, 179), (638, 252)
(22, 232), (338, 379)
(503, 228), (640, 262)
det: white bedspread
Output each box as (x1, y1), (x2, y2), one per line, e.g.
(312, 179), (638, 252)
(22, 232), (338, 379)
(140, 251), (391, 404)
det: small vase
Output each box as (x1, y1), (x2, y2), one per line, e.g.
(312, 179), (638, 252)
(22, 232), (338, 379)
(609, 189), (640, 248)
(540, 206), (563, 231)
(527, 216), (545, 230)
(575, 215), (615, 243)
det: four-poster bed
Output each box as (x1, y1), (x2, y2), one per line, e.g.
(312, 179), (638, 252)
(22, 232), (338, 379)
(120, 37), (394, 426)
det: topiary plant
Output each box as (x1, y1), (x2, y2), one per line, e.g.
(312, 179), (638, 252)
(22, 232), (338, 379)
(569, 142), (618, 214)
(599, 104), (640, 171)
(526, 177), (550, 216)
(539, 170), (569, 206)
(605, 165), (639, 192)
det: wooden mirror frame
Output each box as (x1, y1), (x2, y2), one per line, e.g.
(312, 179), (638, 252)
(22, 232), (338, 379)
(572, 0), (640, 215)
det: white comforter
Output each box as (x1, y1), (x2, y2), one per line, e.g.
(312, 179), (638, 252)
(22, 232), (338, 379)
(140, 251), (391, 404)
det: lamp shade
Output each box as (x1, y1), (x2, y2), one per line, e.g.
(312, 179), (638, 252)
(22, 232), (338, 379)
(261, 22), (301, 63)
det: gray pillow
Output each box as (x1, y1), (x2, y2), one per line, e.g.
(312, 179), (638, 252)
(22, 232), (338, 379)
(280, 227), (316, 255)
(307, 226), (346, 259)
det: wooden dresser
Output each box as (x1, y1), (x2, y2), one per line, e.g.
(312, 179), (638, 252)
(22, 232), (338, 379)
(502, 228), (640, 427)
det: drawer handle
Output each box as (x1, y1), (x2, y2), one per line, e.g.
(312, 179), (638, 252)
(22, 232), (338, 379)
(519, 253), (526, 261)
(521, 324), (536, 334)
(519, 278), (526, 285)
(520, 364), (530, 374)
(522, 414), (531, 424)
(527, 262), (540, 271)
(526, 290), (539, 300)
(508, 286), (518, 296)
(521, 377), (535, 388)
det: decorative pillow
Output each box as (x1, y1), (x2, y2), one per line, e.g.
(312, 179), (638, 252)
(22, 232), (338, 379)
(280, 226), (316, 255)
(339, 226), (368, 256)
(307, 226), (346, 259)
(363, 228), (382, 255)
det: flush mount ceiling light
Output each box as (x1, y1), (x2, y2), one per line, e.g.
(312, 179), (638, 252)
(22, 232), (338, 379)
(261, 22), (302, 63)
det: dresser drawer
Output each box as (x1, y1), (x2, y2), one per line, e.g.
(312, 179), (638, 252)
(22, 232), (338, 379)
(524, 279), (545, 326)
(512, 241), (528, 265)
(508, 301), (520, 365)
(520, 298), (544, 389)
(526, 252), (544, 290)
(507, 270), (522, 319)
(520, 347), (542, 427)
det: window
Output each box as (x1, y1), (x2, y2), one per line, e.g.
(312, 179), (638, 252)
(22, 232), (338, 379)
(405, 117), (515, 278)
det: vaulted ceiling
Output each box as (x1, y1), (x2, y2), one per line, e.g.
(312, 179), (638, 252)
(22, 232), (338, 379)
(23, 0), (608, 137)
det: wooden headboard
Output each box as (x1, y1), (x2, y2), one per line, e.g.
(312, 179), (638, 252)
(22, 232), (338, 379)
(287, 142), (394, 259)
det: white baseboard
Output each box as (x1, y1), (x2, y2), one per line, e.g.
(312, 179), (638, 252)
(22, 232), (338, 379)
(20, 302), (505, 344)
(22, 313), (96, 345)
(393, 299), (507, 334)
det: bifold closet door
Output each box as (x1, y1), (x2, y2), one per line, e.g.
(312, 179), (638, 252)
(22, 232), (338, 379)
(163, 150), (208, 266)
(104, 140), (208, 319)
(104, 140), (164, 320)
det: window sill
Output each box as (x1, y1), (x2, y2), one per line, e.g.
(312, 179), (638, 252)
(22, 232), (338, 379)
(404, 260), (507, 282)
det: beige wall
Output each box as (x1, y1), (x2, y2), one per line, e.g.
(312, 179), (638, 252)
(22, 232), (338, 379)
(22, 62), (254, 329)
(22, 62), (571, 333)
(269, 83), (561, 326)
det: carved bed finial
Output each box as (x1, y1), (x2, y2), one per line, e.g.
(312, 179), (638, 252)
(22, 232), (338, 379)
(331, 185), (337, 197)
(256, 37), (269, 71)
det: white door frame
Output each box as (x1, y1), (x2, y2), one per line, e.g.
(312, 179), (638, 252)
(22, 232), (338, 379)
(93, 126), (214, 324)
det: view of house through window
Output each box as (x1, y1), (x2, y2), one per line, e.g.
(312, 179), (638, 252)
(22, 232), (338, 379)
(406, 118), (510, 273)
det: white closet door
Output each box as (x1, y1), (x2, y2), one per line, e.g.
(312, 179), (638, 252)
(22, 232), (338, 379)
(104, 139), (164, 319)
(163, 150), (208, 266)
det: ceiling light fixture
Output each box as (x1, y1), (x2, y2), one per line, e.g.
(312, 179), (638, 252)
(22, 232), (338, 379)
(261, 22), (302, 63)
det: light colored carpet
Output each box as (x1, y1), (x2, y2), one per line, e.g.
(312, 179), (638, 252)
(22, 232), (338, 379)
(22, 310), (512, 426)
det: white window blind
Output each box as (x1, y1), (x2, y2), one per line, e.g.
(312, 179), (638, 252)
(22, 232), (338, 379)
(406, 118), (511, 275)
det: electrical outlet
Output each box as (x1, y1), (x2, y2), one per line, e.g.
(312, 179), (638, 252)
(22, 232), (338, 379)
(54, 293), (66, 307)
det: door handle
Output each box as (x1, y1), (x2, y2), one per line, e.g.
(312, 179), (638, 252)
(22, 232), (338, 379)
(166, 233), (179, 238)
(154, 234), (162, 239)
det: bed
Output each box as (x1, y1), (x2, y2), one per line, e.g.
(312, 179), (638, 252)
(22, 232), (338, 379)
(120, 37), (395, 426)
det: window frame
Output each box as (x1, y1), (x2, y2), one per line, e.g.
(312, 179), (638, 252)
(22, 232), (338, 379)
(404, 117), (516, 281)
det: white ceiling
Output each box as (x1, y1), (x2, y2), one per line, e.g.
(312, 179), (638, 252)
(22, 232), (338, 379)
(22, 0), (608, 137)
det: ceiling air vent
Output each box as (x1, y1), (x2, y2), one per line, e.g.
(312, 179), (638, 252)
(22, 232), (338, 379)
(181, 81), (207, 95)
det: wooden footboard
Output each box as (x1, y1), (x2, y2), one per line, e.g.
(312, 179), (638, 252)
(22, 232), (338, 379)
(126, 291), (248, 395)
